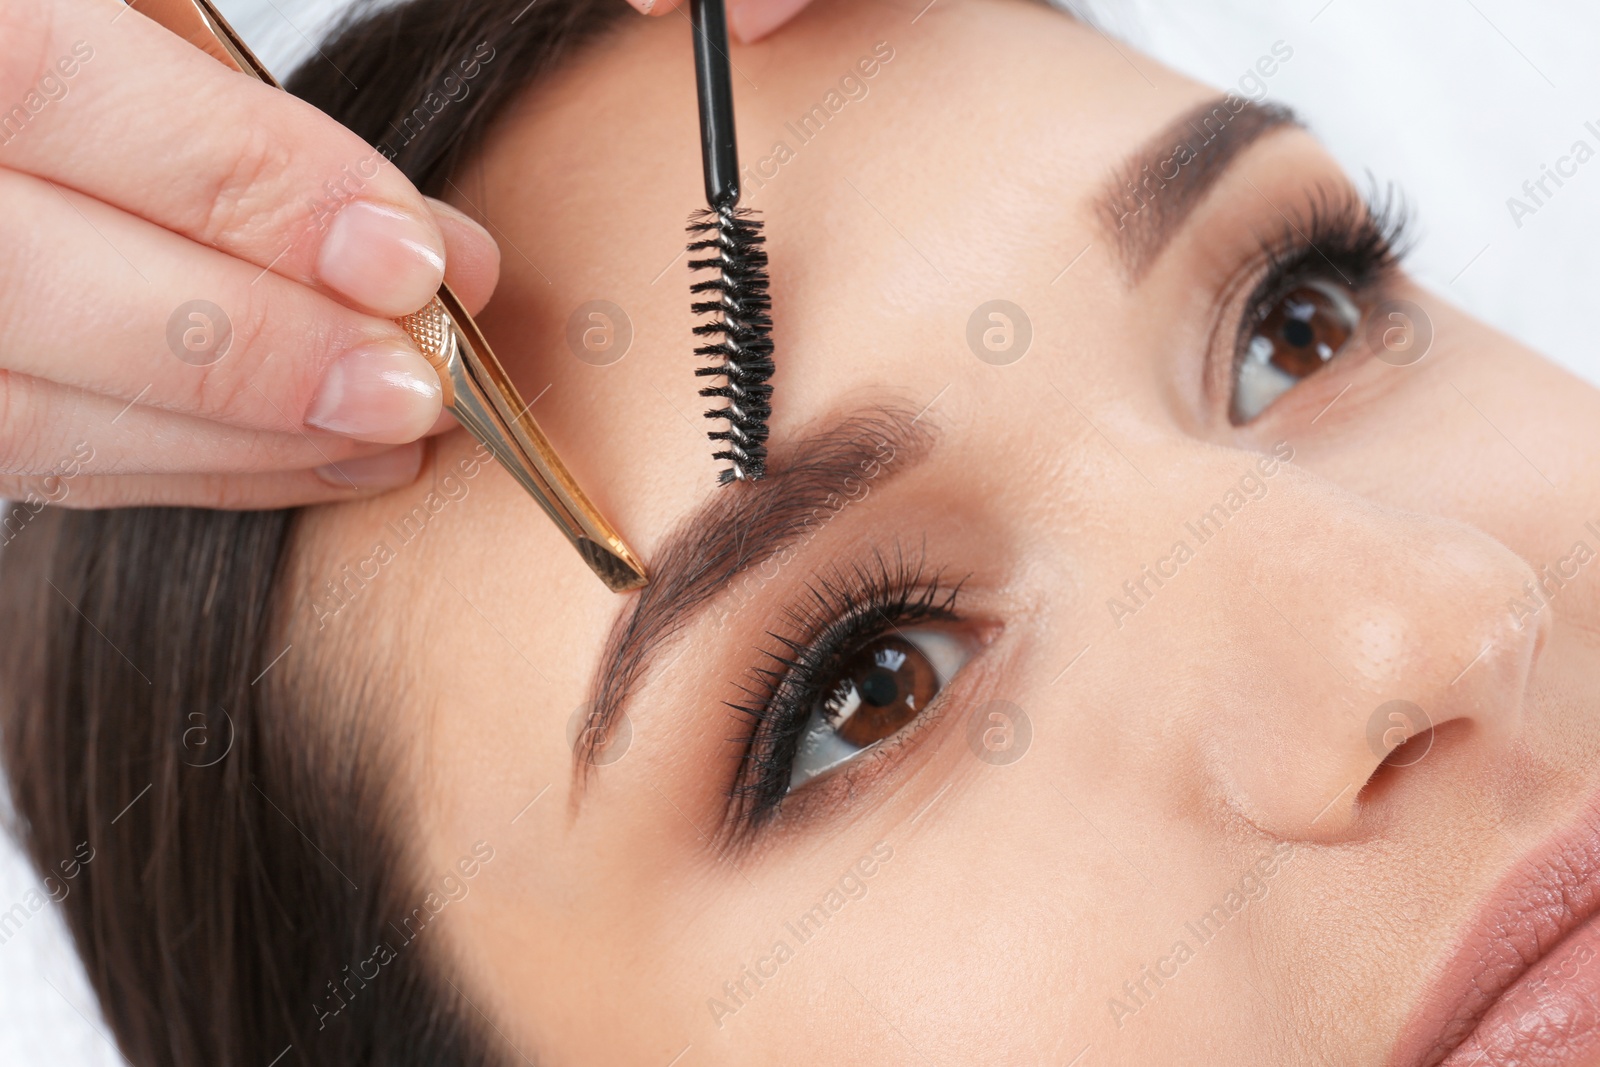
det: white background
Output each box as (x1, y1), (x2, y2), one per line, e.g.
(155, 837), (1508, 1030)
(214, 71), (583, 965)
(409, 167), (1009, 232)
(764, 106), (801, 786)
(3, 1), (1595, 1063)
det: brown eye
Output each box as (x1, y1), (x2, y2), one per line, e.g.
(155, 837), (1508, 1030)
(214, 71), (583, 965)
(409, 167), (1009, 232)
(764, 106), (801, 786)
(823, 635), (939, 748)
(786, 628), (971, 791)
(1232, 278), (1361, 423)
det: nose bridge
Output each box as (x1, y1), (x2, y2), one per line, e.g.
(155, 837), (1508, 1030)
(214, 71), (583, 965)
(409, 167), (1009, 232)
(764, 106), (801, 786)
(1175, 454), (1548, 839)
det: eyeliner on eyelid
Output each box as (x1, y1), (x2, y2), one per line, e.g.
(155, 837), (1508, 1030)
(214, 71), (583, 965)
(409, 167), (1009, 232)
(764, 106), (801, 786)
(1223, 184), (1413, 424)
(722, 546), (970, 833)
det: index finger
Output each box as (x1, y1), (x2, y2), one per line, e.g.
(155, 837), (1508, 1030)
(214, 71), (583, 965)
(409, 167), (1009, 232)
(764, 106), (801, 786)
(0, 0), (466, 317)
(621, 0), (815, 43)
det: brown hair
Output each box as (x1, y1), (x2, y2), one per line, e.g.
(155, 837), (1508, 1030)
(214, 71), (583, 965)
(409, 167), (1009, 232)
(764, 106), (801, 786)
(0, 1), (625, 1064)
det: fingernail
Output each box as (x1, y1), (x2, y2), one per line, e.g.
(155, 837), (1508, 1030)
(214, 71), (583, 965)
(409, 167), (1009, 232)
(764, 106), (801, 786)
(315, 442), (425, 489)
(626, 0), (658, 12)
(317, 200), (446, 316)
(425, 196), (495, 249)
(423, 196), (501, 280)
(306, 342), (443, 443)
(729, 0), (810, 43)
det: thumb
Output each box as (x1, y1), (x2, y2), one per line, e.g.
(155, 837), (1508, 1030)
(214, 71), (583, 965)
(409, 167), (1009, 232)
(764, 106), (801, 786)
(423, 197), (501, 317)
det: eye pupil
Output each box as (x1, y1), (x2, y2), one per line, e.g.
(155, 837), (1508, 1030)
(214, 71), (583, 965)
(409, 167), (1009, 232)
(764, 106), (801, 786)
(1281, 317), (1314, 348)
(859, 668), (900, 707)
(826, 635), (939, 748)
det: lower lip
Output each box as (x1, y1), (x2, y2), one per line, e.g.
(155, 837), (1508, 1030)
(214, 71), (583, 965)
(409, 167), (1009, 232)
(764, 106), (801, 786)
(1440, 909), (1600, 1066)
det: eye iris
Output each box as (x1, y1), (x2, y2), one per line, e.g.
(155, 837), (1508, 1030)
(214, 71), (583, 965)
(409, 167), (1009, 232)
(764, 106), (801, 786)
(825, 636), (938, 748)
(1232, 277), (1365, 424)
(1253, 283), (1355, 378)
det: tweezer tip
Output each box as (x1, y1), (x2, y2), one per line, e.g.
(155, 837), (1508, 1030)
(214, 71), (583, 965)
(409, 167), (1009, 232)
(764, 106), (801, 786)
(577, 538), (648, 592)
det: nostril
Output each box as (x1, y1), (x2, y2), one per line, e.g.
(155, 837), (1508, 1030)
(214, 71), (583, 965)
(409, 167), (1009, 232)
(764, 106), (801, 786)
(1357, 719), (1472, 809)
(1382, 723), (1435, 767)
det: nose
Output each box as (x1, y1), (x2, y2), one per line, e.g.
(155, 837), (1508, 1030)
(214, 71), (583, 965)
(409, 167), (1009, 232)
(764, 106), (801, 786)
(1177, 457), (1550, 840)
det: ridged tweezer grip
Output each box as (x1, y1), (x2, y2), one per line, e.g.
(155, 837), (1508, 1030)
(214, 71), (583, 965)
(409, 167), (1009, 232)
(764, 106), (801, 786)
(396, 297), (458, 407)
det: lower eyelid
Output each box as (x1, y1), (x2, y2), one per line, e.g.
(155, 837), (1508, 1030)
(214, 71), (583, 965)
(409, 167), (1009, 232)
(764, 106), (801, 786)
(772, 686), (955, 824)
(1201, 250), (1283, 414)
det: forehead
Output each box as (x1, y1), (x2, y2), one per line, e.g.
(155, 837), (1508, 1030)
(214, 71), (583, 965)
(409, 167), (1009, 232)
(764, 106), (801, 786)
(452, 0), (1216, 550)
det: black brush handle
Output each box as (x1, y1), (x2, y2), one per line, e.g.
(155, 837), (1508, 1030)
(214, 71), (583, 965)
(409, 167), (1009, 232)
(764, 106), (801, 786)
(690, 0), (740, 208)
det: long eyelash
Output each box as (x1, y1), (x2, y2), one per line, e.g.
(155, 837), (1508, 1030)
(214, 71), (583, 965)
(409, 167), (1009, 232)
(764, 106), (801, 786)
(1224, 183), (1414, 422)
(1239, 182), (1415, 336)
(1261, 182), (1414, 289)
(722, 545), (961, 832)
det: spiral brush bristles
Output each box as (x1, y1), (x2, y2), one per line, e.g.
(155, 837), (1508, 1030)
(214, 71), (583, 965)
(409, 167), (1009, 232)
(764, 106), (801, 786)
(688, 204), (774, 483)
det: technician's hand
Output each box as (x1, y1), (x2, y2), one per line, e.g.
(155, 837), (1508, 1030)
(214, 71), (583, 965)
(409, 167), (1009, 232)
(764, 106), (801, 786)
(624, 0), (816, 43)
(0, 0), (500, 510)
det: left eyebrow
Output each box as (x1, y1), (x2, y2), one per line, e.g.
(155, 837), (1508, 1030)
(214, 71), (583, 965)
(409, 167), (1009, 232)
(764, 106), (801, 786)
(1096, 96), (1304, 280)
(571, 407), (935, 787)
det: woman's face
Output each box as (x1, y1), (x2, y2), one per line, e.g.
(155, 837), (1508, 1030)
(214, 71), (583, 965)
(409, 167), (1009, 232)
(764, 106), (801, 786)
(290, 0), (1600, 1062)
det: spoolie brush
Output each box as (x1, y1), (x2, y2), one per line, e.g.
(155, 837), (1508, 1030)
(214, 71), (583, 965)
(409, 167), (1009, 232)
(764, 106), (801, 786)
(687, 0), (774, 483)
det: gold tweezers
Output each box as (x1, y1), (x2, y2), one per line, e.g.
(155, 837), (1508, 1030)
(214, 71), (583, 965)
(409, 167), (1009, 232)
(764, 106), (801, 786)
(127, 0), (649, 592)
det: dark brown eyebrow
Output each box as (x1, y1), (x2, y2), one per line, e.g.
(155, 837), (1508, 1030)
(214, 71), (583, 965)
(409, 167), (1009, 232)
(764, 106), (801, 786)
(1098, 96), (1303, 280)
(571, 405), (935, 786)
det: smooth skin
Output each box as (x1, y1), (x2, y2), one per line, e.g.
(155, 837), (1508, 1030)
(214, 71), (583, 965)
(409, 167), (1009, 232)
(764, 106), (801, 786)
(0, 0), (812, 509)
(270, 0), (1600, 1064)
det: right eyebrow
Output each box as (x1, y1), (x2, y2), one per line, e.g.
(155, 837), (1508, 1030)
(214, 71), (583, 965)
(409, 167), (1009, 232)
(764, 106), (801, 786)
(571, 406), (935, 784)
(1097, 96), (1304, 280)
